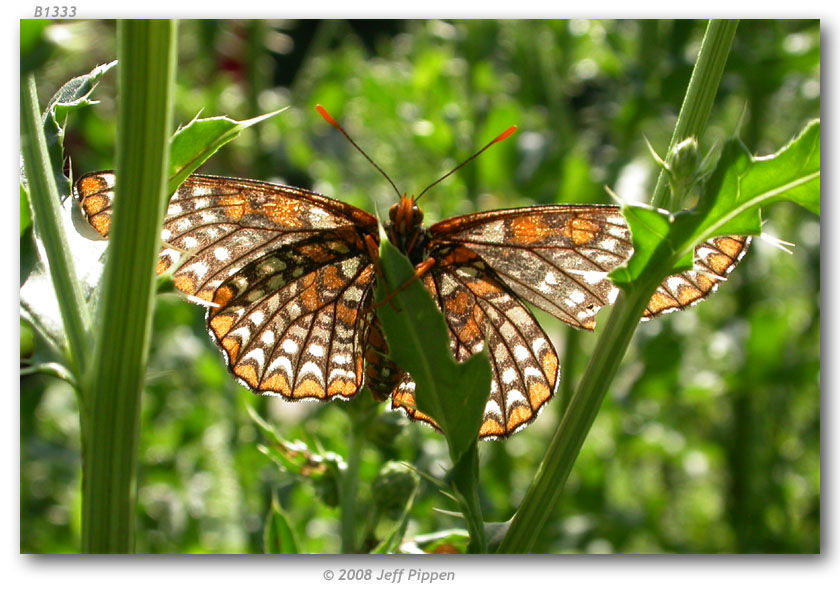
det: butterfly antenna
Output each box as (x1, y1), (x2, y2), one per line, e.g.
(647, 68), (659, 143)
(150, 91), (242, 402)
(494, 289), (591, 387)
(415, 125), (517, 203)
(316, 105), (402, 199)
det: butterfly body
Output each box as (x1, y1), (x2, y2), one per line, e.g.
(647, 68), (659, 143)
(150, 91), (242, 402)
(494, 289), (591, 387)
(383, 194), (430, 263)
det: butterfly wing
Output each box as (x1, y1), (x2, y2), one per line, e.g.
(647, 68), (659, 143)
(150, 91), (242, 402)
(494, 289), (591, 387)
(388, 206), (750, 438)
(429, 206), (750, 326)
(206, 233), (375, 400)
(389, 247), (559, 439)
(75, 171), (379, 304)
(644, 235), (750, 318)
(428, 206), (633, 330)
(75, 171), (380, 401)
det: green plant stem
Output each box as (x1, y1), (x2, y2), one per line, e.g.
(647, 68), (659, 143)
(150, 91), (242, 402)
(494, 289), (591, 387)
(340, 414), (365, 553)
(558, 328), (580, 416)
(81, 20), (176, 553)
(497, 282), (657, 553)
(448, 443), (487, 553)
(20, 74), (91, 376)
(498, 19), (738, 554)
(651, 19), (738, 211)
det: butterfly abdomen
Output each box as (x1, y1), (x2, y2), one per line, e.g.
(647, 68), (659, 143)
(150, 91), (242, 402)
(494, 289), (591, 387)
(364, 315), (405, 401)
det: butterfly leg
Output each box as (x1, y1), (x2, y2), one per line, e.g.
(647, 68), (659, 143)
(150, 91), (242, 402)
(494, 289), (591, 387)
(364, 234), (404, 313)
(367, 257), (436, 313)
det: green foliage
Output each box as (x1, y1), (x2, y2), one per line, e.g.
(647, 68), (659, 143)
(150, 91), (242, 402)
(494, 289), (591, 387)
(21, 19), (820, 555)
(370, 461), (420, 553)
(376, 241), (491, 550)
(21, 20), (54, 75)
(168, 110), (285, 195)
(612, 121), (821, 287)
(263, 494), (300, 554)
(41, 61), (116, 197)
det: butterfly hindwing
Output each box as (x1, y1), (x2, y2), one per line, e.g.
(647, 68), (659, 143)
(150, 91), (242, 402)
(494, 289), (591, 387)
(645, 235), (750, 318)
(207, 233), (375, 400)
(389, 247), (559, 438)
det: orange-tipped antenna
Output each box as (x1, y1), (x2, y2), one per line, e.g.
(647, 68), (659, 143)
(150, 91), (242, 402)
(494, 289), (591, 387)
(415, 125), (517, 202)
(316, 105), (402, 199)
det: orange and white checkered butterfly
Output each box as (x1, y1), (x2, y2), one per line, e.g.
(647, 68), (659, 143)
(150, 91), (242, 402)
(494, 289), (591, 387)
(74, 111), (748, 438)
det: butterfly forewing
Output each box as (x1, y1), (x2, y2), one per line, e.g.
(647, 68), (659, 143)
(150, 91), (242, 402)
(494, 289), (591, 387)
(428, 206), (633, 330)
(74, 172), (379, 304)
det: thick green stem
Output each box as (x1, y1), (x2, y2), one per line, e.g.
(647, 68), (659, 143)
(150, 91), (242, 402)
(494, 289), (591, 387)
(652, 20), (738, 211)
(20, 74), (91, 376)
(497, 281), (658, 553)
(81, 20), (176, 553)
(498, 19), (738, 554)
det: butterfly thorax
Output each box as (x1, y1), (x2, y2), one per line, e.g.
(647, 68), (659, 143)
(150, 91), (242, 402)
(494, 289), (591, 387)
(384, 194), (429, 265)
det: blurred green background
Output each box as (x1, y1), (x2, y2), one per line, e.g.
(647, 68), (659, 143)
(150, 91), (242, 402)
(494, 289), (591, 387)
(20, 19), (820, 553)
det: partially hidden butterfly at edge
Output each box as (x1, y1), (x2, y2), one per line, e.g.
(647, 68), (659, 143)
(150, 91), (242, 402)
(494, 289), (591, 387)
(74, 106), (749, 439)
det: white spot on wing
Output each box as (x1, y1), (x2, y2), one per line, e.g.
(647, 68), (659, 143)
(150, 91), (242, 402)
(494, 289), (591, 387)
(309, 344), (325, 357)
(242, 348), (265, 369)
(506, 389), (526, 405)
(513, 345), (530, 361)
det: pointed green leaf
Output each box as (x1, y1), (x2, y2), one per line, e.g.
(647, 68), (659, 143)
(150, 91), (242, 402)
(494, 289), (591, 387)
(375, 241), (491, 463)
(167, 109), (285, 196)
(609, 204), (677, 288)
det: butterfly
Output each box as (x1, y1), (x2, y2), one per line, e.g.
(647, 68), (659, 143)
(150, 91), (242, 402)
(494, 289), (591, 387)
(74, 107), (748, 438)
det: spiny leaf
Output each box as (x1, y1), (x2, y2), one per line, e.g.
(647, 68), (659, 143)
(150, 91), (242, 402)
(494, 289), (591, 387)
(611, 121), (820, 289)
(675, 119), (820, 256)
(167, 109), (285, 196)
(40, 61), (117, 197)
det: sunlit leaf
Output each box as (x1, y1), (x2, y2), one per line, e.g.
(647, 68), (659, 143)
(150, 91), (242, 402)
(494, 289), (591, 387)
(167, 109), (285, 196)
